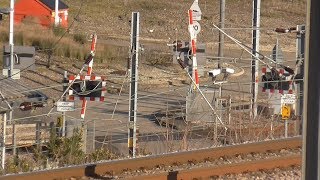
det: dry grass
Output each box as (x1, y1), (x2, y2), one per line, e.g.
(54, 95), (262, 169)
(0, 0), (307, 64)
(60, 0), (306, 50)
(0, 20), (128, 65)
(0, 21), (87, 59)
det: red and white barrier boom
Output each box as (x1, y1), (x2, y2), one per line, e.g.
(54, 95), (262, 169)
(81, 34), (97, 119)
(188, 0), (202, 90)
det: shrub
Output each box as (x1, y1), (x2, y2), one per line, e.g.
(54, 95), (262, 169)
(47, 127), (85, 166)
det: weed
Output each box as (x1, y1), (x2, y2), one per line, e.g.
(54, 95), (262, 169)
(5, 155), (35, 174)
(52, 25), (66, 37)
(15, 31), (24, 45)
(0, 31), (8, 42)
(88, 148), (117, 162)
(73, 33), (86, 44)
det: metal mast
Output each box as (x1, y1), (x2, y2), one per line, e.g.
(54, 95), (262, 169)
(251, 0), (261, 119)
(128, 12), (139, 157)
(218, 0), (225, 68)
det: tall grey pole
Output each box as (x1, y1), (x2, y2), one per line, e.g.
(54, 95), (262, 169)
(128, 12), (139, 157)
(251, 0), (260, 119)
(9, 0), (14, 78)
(296, 25), (305, 118)
(302, 0), (320, 179)
(54, 0), (59, 26)
(218, 0), (225, 68)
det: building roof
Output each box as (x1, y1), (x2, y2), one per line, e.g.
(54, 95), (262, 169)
(39, 0), (69, 10)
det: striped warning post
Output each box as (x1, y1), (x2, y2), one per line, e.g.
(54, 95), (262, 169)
(188, 9), (199, 89)
(80, 34), (97, 119)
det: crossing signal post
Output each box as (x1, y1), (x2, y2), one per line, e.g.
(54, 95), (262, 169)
(274, 25), (305, 118)
(188, 0), (202, 91)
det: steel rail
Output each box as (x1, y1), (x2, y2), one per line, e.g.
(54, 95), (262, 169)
(131, 155), (301, 180)
(1, 137), (301, 180)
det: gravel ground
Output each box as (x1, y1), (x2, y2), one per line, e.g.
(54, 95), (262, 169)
(217, 166), (301, 180)
(69, 167), (302, 180)
(101, 148), (302, 179)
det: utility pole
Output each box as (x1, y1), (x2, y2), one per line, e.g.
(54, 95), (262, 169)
(9, 0), (14, 78)
(251, 0), (261, 119)
(218, 0), (225, 68)
(302, 0), (320, 179)
(128, 12), (139, 157)
(54, 0), (59, 26)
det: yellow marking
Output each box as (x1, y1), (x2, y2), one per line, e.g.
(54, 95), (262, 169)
(128, 138), (133, 147)
(56, 116), (63, 127)
(281, 105), (291, 120)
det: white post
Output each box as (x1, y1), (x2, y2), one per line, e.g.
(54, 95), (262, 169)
(0, 112), (6, 170)
(251, 0), (261, 119)
(9, 0), (14, 78)
(285, 120), (288, 138)
(54, 0), (59, 26)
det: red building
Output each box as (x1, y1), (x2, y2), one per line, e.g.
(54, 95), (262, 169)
(14, 0), (69, 28)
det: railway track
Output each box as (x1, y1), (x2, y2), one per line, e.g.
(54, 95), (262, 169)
(129, 155), (301, 180)
(2, 137), (302, 180)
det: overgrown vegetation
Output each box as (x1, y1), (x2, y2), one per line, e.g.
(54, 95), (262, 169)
(5, 155), (34, 174)
(3, 128), (118, 174)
